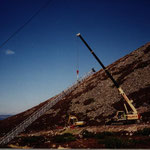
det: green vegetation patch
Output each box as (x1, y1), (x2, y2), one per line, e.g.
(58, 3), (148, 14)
(19, 136), (45, 146)
(95, 131), (114, 139)
(134, 128), (150, 136)
(82, 130), (114, 139)
(82, 129), (95, 138)
(99, 137), (128, 148)
(52, 133), (76, 143)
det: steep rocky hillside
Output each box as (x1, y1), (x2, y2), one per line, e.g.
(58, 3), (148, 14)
(0, 42), (150, 136)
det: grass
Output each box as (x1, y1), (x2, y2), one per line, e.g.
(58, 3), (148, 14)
(82, 129), (95, 138)
(101, 137), (128, 148)
(61, 128), (82, 135)
(19, 136), (45, 146)
(82, 129), (115, 139)
(95, 131), (114, 139)
(134, 128), (150, 136)
(52, 133), (76, 143)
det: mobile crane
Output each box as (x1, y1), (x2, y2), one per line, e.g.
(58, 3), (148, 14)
(76, 33), (141, 124)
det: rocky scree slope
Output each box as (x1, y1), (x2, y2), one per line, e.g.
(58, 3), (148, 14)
(0, 42), (150, 136)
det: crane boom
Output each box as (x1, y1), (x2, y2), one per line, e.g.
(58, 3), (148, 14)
(76, 33), (119, 89)
(76, 33), (140, 121)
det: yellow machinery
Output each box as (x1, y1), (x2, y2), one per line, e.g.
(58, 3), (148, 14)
(105, 87), (141, 124)
(68, 115), (85, 126)
(77, 33), (141, 125)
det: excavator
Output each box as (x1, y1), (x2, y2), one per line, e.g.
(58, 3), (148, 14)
(67, 115), (85, 126)
(76, 33), (141, 125)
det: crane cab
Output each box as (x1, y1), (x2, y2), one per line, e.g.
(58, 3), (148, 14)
(116, 111), (126, 120)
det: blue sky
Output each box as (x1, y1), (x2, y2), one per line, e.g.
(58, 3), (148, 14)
(0, 0), (150, 115)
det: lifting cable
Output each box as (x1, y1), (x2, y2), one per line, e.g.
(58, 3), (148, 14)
(75, 37), (80, 80)
(0, 0), (52, 49)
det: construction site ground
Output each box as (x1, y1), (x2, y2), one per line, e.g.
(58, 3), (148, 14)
(3, 123), (150, 149)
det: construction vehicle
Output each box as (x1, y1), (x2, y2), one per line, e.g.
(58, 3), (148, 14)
(67, 115), (85, 126)
(76, 33), (141, 125)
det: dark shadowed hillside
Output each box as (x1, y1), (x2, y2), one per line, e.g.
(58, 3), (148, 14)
(0, 42), (150, 136)
(0, 115), (12, 120)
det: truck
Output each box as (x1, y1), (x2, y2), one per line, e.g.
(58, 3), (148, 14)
(76, 33), (141, 124)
